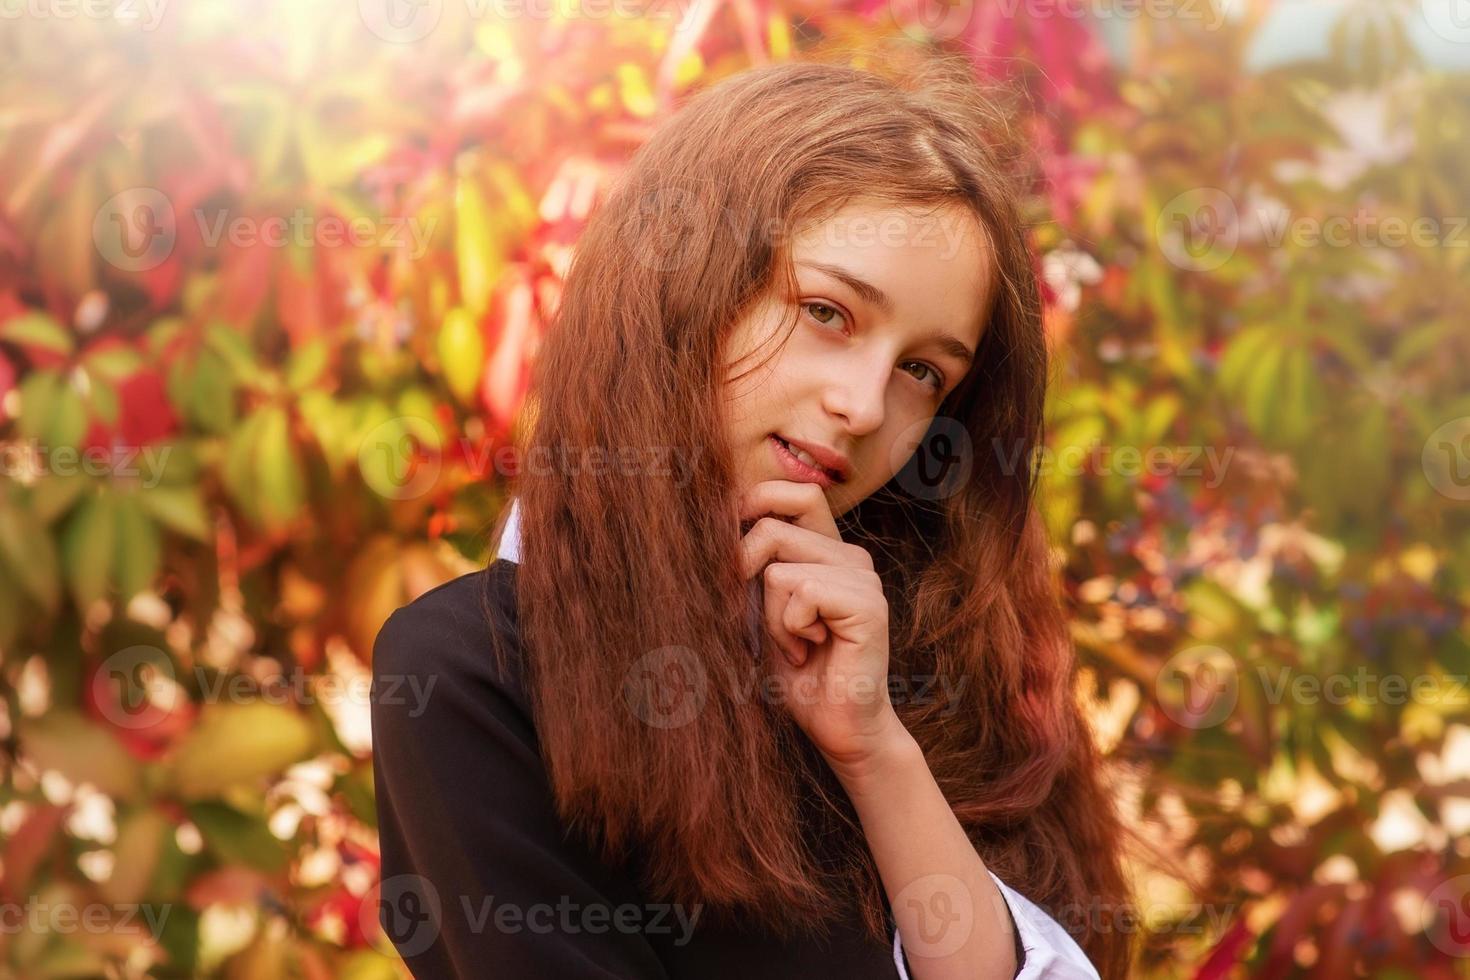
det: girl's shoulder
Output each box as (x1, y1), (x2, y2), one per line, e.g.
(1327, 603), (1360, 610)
(369, 558), (531, 729)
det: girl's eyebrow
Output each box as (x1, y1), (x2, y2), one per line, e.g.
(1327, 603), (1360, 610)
(920, 331), (976, 368)
(796, 259), (975, 367)
(797, 260), (894, 316)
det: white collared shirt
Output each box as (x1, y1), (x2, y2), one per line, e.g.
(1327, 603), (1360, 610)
(493, 496), (1100, 979)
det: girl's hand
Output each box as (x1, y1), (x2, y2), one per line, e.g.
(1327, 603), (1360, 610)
(737, 480), (909, 779)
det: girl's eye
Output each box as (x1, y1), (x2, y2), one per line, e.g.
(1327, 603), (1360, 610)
(802, 300), (945, 394)
(801, 301), (846, 330)
(902, 361), (945, 393)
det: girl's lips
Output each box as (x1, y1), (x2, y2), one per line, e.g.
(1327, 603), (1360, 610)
(769, 434), (837, 489)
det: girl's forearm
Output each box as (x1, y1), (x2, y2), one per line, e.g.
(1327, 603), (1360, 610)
(829, 719), (1019, 980)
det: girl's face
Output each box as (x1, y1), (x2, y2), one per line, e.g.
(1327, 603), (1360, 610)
(723, 198), (994, 517)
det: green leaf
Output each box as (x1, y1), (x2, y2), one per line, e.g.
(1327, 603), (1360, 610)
(155, 905), (201, 975)
(0, 311), (74, 355)
(285, 336), (330, 392)
(1276, 346), (1322, 445)
(112, 494), (161, 600)
(0, 491), (62, 614)
(1218, 326), (1274, 395)
(137, 484), (212, 542)
(354, 406), (442, 501)
(1182, 578), (1246, 639)
(186, 802), (289, 872)
(16, 371), (61, 440)
(165, 359), (192, 419)
(1240, 340), (1286, 438)
(30, 471), (91, 525)
(51, 389), (90, 450)
(222, 406), (271, 524)
(144, 315), (187, 358)
(298, 389), (351, 472)
(253, 404), (305, 529)
(62, 491), (117, 610)
(88, 377), (120, 427)
(188, 348), (238, 434)
(1140, 394), (1182, 445)
(18, 370), (88, 449)
(204, 322), (266, 388)
(84, 344), (144, 382)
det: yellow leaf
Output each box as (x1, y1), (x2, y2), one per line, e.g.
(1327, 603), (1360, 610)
(768, 14), (791, 61)
(674, 50), (704, 89)
(618, 64), (657, 118)
(169, 702), (316, 800)
(455, 174), (501, 318)
(436, 306), (484, 405)
(99, 807), (169, 906)
(18, 712), (143, 801)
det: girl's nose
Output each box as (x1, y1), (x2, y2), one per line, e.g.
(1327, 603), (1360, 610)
(821, 355), (888, 436)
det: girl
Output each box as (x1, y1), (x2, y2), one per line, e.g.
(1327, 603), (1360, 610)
(372, 45), (1135, 979)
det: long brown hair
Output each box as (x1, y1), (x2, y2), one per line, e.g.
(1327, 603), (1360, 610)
(487, 43), (1137, 978)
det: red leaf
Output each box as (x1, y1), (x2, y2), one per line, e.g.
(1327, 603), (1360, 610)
(0, 804), (66, 903)
(1194, 917), (1254, 980)
(118, 366), (179, 447)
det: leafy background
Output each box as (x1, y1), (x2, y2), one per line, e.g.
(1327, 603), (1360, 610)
(1, 0), (1468, 976)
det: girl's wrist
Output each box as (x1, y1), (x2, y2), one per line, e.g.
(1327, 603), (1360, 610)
(823, 712), (923, 791)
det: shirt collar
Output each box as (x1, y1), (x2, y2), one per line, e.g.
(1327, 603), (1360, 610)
(496, 497), (522, 564)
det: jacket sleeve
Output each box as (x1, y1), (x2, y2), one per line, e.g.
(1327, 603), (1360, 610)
(370, 594), (671, 979)
(893, 869), (1100, 979)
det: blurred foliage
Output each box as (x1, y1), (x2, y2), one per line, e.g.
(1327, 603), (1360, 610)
(0, 0), (1467, 976)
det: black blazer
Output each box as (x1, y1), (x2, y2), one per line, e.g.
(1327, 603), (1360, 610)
(371, 499), (1097, 977)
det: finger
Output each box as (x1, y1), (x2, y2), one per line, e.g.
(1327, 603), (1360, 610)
(738, 480), (841, 540)
(764, 578), (825, 670)
(760, 576), (807, 667)
(738, 516), (870, 581)
(780, 579), (825, 656)
(765, 564), (882, 642)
